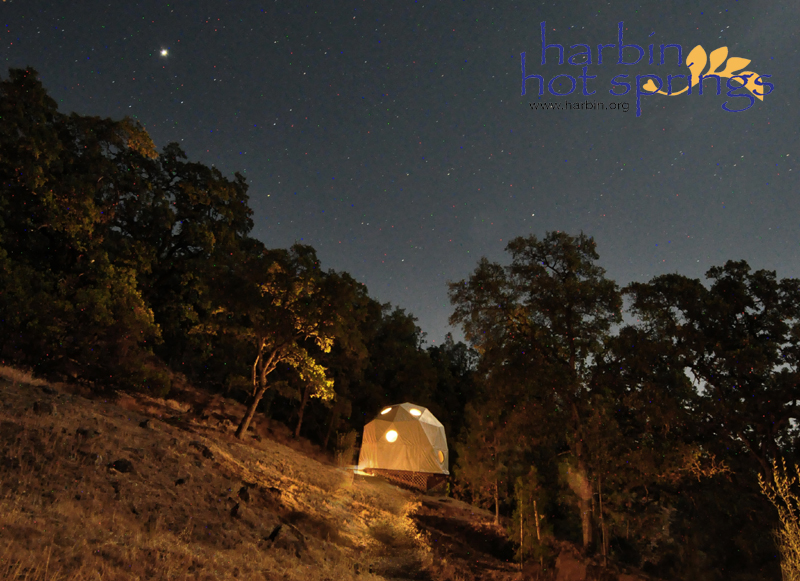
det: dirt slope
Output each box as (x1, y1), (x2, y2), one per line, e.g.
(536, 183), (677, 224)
(0, 367), (654, 581)
(0, 367), (532, 581)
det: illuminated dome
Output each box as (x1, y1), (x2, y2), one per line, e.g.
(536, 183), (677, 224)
(357, 403), (449, 476)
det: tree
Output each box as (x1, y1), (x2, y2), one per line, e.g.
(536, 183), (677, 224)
(207, 241), (339, 439)
(455, 397), (515, 525)
(98, 141), (253, 375)
(319, 295), (384, 449)
(625, 261), (800, 478)
(347, 306), (439, 423)
(449, 231), (622, 549)
(760, 459), (800, 581)
(508, 466), (552, 565)
(0, 68), (165, 389)
(292, 271), (371, 438)
(426, 333), (478, 442)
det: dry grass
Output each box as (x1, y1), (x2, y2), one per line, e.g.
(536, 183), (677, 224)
(760, 459), (800, 581)
(0, 366), (434, 581)
(0, 364), (532, 581)
(0, 365), (52, 388)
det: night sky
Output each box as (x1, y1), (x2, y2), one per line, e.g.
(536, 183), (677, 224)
(2, 1), (797, 343)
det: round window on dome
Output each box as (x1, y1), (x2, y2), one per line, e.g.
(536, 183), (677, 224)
(438, 450), (445, 463)
(380, 407), (392, 415)
(409, 408), (422, 417)
(385, 430), (398, 443)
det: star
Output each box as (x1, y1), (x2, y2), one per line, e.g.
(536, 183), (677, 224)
(160, 49), (168, 57)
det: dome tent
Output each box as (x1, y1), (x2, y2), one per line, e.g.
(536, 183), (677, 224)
(358, 403), (448, 491)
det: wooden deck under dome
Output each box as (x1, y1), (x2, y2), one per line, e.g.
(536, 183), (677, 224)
(364, 468), (448, 492)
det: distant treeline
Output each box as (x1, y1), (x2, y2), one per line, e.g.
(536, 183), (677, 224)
(1, 68), (797, 580)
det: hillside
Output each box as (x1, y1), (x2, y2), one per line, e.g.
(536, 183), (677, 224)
(0, 366), (657, 581)
(0, 367), (525, 580)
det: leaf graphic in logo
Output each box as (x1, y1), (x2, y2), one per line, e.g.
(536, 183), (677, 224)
(641, 45), (765, 101)
(685, 45), (708, 81)
(720, 57), (751, 75)
(706, 47), (728, 73)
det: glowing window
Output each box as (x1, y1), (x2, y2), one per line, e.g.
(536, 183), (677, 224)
(438, 450), (445, 463)
(380, 407), (392, 415)
(385, 430), (398, 443)
(409, 408), (422, 417)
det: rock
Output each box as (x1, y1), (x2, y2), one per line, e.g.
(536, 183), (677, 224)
(76, 427), (100, 438)
(189, 440), (215, 460)
(108, 458), (134, 473)
(41, 386), (57, 395)
(236, 504), (267, 531)
(139, 419), (153, 429)
(269, 523), (306, 557)
(33, 401), (57, 416)
(238, 486), (250, 503)
(175, 477), (187, 486)
(78, 450), (103, 466)
(230, 502), (241, 518)
(556, 550), (587, 581)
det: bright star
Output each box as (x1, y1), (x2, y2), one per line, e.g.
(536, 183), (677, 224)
(160, 49), (169, 57)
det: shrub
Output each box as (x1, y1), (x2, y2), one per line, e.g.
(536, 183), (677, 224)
(759, 458), (800, 581)
(335, 430), (358, 467)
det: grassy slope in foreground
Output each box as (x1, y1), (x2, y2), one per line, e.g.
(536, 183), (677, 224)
(0, 366), (516, 581)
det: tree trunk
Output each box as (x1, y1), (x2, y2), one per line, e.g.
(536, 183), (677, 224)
(323, 402), (339, 450)
(599, 476), (607, 566)
(236, 345), (279, 439)
(577, 453), (593, 551)
(580, 495), (592, 551)
(294, 386), (311, 438)
(251, 351), (261, 396)
(572, 402), (592, 551)
(236, 386), (266, 439)
(520, 503), (524, 572)
(494, 478), (500, 525)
